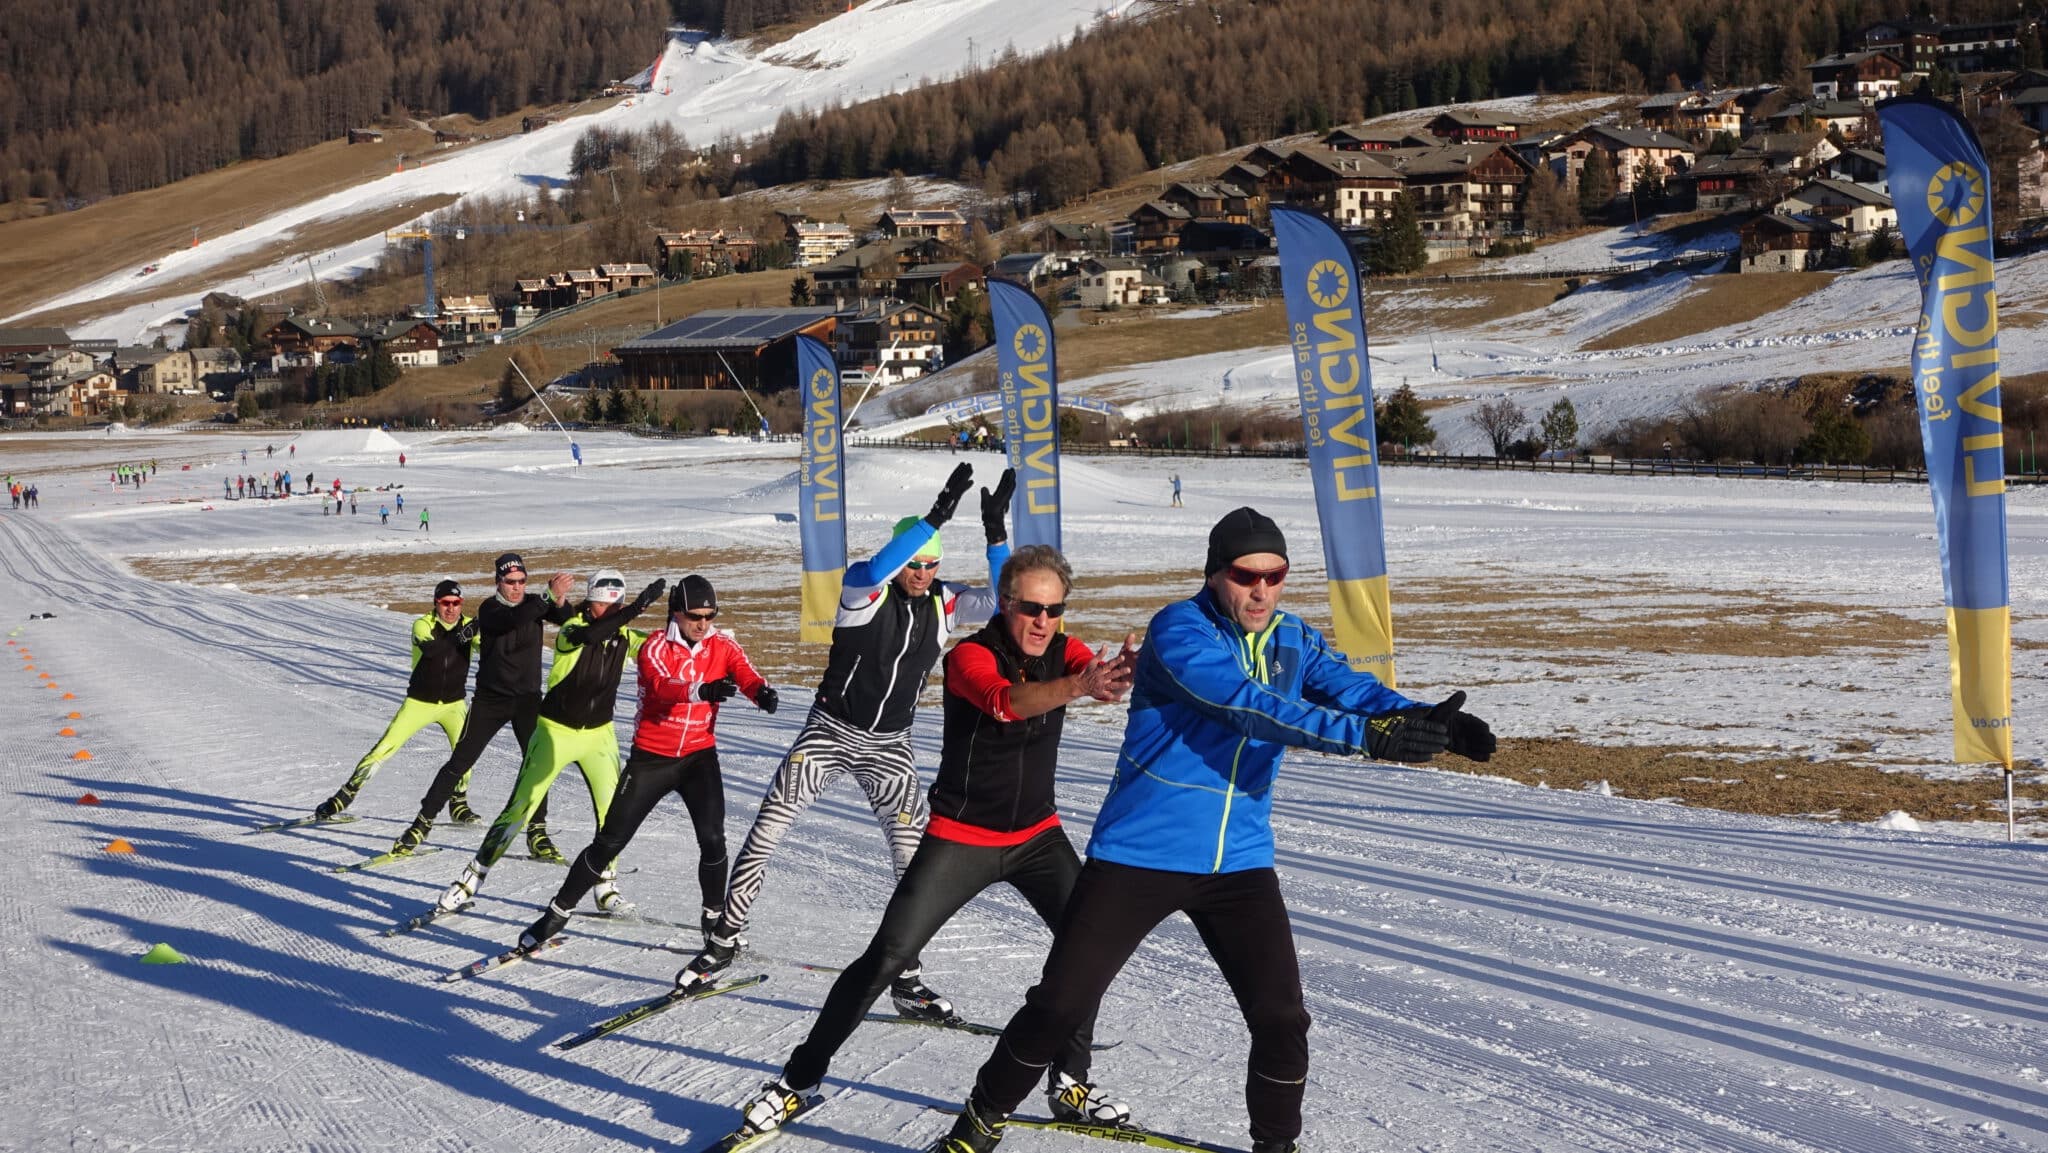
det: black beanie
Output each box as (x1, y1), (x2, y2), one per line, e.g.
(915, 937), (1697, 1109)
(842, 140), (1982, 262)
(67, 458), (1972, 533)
(1205, 507), (1288, 575)
(671, 574), (717, 614)
(494, 552), (526, 578)
(433, 579), (462, 600)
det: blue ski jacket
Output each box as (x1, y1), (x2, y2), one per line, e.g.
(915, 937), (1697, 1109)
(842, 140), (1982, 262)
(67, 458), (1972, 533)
(1088, 587), (1416, 874)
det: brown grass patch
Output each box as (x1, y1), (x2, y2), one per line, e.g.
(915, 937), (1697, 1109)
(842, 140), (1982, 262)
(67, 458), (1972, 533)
(1580, 271), (1835, 352)
(0, 131), (441, 320)
(1463, 737), (2043, 827)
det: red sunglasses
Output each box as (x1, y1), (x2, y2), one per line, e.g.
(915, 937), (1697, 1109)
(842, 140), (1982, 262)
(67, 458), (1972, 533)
(1222, 563), (1289, 588)
(436, 597), (463, 606)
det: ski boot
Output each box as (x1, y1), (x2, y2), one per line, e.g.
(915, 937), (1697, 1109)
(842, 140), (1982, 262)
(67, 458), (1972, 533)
(700, 906), (723, 948)
(935, 1094), (1006, 1153)
(1047, 1072), (1130, 1127)
(518, 902), (571, 953)
(592, 872), (632, 914)
(437, 860), (488, 913)
(446, 791), (481, 825)
(1250, 1142), (1300, 1153)
(526, 821), (565, 864)
(676, 926), (746, 991)
(890, 968), (955, 1021)
(313, 784), (357, 821)
(739, 1076), (816, 1135)
(391, 814), (433, 855)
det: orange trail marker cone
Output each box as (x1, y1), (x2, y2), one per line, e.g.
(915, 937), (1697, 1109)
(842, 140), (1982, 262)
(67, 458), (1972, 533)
(38, 672), (52, 679)
(140, 943), (185, 964)
(105, 838), (134, 853)
(61, 692), (74, 699)
(66, 711), (80, 719)
(77, 793), (100, 805)
(58, 727), (74, 736)
(72, 749), (93, 760)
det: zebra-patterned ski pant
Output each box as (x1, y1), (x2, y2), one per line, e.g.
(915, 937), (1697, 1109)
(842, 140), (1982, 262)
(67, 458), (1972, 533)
(720, 708), (928, 954)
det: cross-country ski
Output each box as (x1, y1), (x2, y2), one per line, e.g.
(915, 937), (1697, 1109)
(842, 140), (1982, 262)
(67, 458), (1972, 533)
(553, 973), (769, 1050)
(247, 813), (359, 834)
(442, 936), (567, 983)
(926, 1107), (1249, 1153)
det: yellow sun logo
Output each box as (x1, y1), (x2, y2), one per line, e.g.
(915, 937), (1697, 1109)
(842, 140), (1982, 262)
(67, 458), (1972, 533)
(1926, 161), (1985, 228)
(1306, 259), (1351, 309)
(1013, 324), (1047, 362)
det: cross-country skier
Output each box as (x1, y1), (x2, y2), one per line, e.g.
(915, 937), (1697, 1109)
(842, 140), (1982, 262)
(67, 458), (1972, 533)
(513, 574), (778, 949)
(735, 543), (1140, 1140)
(933, 508), (1498, 1153)
(675, 463), (1008, 1026)
(391, 553), (575, 858)
(431, 569), (666, 913)
(311, 579), (478, 819)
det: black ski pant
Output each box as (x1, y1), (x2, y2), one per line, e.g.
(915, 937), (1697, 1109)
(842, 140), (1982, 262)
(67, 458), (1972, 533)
(552, 745), (728, 913)
(414, 689), (549, 829)
(970, 859), (1310, 1144)
(785, 826), (1095, 1092)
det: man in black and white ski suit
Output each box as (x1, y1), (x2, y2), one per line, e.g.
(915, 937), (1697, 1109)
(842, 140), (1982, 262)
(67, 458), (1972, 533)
(678, 462), (1010, 1025)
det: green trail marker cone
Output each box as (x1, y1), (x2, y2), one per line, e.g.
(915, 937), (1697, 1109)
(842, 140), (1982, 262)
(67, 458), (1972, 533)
(140, 943), (186, 965)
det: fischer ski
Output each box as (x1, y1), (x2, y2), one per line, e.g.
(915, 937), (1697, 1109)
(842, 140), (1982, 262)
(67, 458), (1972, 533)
(867, 1013), (1119, 1050)
(383, 900), (474, 938)
(336, 846), (443, 874)
(443, 936), (566, 982)
(684, 1094), (826, 1153)
(554, 973), (769, 1050)
(927, 1107), (1246, 1153)
(248, 814), (359, 834)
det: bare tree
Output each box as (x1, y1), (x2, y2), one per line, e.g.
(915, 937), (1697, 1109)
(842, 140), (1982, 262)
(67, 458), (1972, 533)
(1467, 397), (1526, 457)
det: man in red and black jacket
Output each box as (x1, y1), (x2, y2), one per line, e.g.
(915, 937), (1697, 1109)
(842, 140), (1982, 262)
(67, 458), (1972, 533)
(729, 545), (1142, 1140)
(514, 575), (779, 951)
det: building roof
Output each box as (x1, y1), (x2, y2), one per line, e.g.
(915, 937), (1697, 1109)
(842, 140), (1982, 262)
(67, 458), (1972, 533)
(1735, 131), (1830, 161)
(990, 253), (1053, 279)
(441, 294), (496, 311)
(0, 327), (71, 348)
(1430, 107), (1523, 128)
(365, 319), (442, 340)
(616, 308), (839, 352)
(274, 316), (361, 339)
(1580, 125), (1695, 152)
(1133, 200), (1194, 221)
(1285, 146), (1402, 180)
(599, 262), (656, 276)
(1751, 213), (1841, 235)
(1806, 50), (1900, 71)
(793, 221), (854, 235)
(880, 208), (967, 224)
(1379, 142), (1524, 178)
(1795, 177), (1893, 206)
(898, 261), (979, 277)
(2013, 85), (2048, 106)
(1637, 91), (1698, 110)
(1167, 181), (1250, 200)
(1082, 257), (1145, 272)
(189, 347), (242, 366)
(1772, 99), (1870, 121)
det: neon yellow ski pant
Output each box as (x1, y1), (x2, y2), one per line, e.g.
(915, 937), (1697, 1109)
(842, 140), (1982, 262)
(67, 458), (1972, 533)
(476, 716), (623, 867)
(340, 696), (468, 795)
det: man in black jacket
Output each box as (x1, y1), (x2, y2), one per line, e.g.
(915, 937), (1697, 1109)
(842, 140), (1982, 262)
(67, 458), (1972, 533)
(393, 552), (575, 858)
(308, 579), (479, 821)
(676, 465), (1008, 1020)
(728, 543), (1139, 1140)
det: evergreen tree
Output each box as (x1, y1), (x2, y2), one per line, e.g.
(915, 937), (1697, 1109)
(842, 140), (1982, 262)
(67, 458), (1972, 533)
(789, 273), (812, 306)
(1540, 396), (1580, 454)
(1368, 192), (1428, 275)
(1577, 152), (1618, 221)
(1796, 406), (1871, 464)
(1375, 382), (1436, 448)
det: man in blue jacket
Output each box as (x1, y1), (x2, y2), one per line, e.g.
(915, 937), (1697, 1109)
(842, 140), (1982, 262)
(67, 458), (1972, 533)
(935, 507), (1495, 1153)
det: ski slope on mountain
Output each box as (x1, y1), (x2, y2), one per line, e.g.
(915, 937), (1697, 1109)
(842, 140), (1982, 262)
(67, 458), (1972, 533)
(2, 427), (2047, 1151)
(4, 0), (1136, 341)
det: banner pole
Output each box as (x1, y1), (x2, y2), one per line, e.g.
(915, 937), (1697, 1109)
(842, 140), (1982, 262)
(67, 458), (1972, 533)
(2007, 769), (2016, 843)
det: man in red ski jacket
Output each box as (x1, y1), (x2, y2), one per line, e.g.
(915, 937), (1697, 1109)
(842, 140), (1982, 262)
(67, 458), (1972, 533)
(515, 575), (779, 950)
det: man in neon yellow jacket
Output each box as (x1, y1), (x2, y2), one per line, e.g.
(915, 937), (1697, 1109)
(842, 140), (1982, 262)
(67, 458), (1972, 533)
(312, 579), (480, 820)
(432, 569), (667, 913)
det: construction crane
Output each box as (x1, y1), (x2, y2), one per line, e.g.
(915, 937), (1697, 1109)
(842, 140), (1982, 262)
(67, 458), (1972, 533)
(384, 227), (461, 319)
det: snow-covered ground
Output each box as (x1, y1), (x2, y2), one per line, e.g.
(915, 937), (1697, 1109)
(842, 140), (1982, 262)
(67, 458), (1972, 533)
(3, 427), (2047, 1151)
(2, 0), (1137, 342)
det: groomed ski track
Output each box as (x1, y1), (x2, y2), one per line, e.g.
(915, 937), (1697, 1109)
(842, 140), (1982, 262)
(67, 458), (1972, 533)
(3, 502), (2048, 1151)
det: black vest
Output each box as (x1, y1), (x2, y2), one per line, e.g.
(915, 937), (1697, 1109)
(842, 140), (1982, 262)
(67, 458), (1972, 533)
(931, 623), (1072, 832)
(814, 585), (943, 733)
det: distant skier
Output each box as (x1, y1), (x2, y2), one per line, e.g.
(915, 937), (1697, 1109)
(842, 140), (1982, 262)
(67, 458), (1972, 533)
(311, 580), (479, 819)
(433, 569), (666, 914)
(379, 504), (389, 525)
(390, 554), (576, 858)
(514, 574), (779, 950)
(1170, 473), (1183, 507)
(675, 464), (1010, 1025)
(932, 508), (1497, 1153)
(418, 507), (429, 532)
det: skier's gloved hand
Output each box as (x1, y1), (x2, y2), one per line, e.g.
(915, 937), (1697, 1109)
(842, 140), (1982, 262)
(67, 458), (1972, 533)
(698, 676), (739, 703)
(925, 462), (975, 528)
(633, 578), (669, 610)
(980, 468), (1016, 545)
(452, 621), (478, 646)
(1447, 705), (1495, 762)
(755, 685), (780, 714)
(1364, 691), (1464, 763)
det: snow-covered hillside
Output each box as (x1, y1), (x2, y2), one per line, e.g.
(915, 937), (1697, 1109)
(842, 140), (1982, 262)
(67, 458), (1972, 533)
(2, 427), (2046, 1151)
(2, 0), (1139, 341)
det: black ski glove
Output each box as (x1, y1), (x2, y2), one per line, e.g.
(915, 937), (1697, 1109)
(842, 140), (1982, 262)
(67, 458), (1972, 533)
(755, 685), (780, 714)
(633, 578), (669, 611)
(1447, 707), (1495, 762)
(698, 676), (738, 703)
(980, 468), (1016, 545)
(452, 621), (478, 646)
(1364, 691), (1464, 763)
(925, 462), (974, 528)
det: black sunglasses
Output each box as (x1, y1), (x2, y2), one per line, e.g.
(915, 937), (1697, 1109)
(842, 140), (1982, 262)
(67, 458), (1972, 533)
(683, 611), (717, 622)
(1008, 598), (1067, 619)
